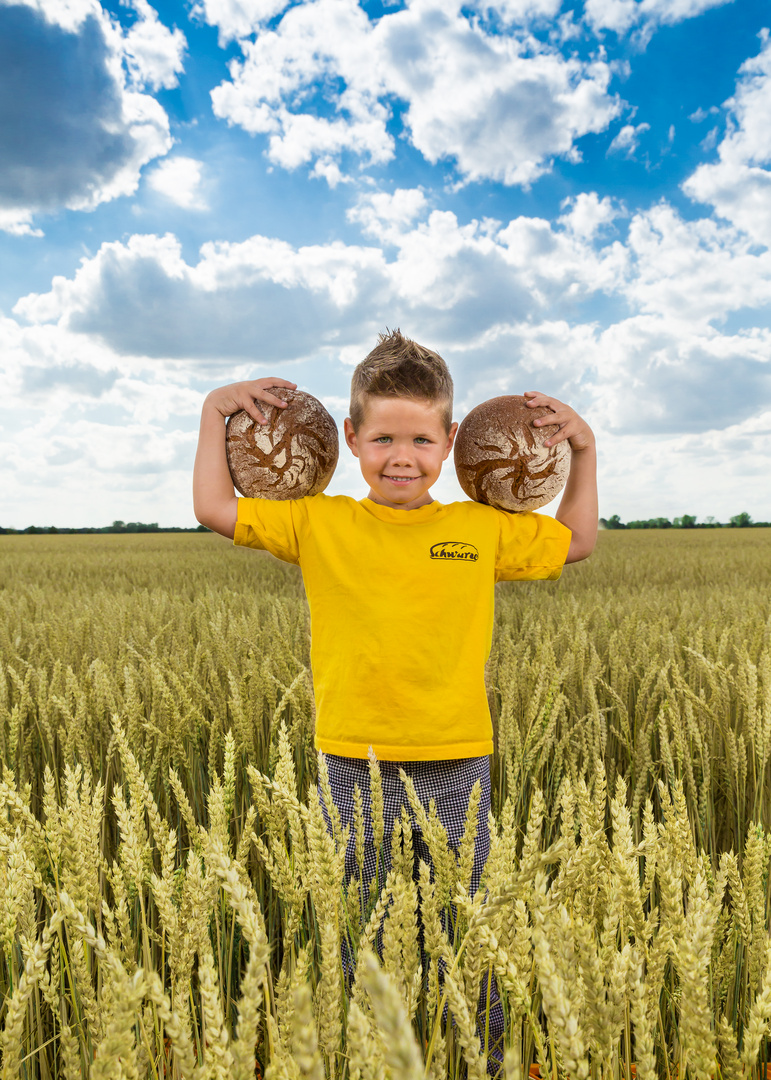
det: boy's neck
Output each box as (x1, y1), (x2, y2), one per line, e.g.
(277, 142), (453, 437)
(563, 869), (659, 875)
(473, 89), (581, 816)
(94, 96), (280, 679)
(365, 488), (435, 511)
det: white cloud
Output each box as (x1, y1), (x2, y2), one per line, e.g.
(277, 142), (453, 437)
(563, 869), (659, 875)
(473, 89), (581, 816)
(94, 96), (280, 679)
(590, 315), (771, 432)
(121, 0), (186, 91)
(558, 191), (622, 239)
(584, 0), (730, 37)
(608, 121), (650, 156)
(2, 0), (98, 33)
(8, 188), (771, 458)
(209, 0), (622, 187)
(688, 105), (718, 123)
(683, 31), (771, 245)
(147, 157), (207, 209)
(0, 0), (178, 234)
(467, 0), (562, 23)
(0, 312), (209, 527)
(0, 208), (44, 237)
(4, 208), (627, 367)
(624, 202), (771, 322)
(17, 199), (767, 367)
(596, 409), (771, 523)
(347, 188), (429, 240)
(699, 126), (718, 151)
(4, 187), (771, 525)
(192, 0), (291, 43)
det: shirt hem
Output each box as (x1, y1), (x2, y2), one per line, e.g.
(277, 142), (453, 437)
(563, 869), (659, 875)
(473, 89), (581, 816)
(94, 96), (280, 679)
(315, 736), (494, 761)
(232, 519), (253, 548)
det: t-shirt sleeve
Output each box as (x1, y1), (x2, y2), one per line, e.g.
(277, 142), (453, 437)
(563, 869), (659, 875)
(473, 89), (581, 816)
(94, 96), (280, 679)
(494, 510), (571, 582)
(233, 497), (303, 565)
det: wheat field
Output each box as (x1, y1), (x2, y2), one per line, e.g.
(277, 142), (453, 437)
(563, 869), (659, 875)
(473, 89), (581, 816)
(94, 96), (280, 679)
(1, 528), (770, 1079)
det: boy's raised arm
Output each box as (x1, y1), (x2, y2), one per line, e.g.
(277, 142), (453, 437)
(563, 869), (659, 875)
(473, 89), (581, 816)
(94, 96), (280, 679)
(524, 390), (598, 564)
(193, 378), (297, 539)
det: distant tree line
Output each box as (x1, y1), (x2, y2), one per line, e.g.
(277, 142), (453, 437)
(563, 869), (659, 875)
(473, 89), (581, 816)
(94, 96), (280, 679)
(3, 515), (769, 535)
(600, 512), (769, 529)
(0, 520), (210, 535)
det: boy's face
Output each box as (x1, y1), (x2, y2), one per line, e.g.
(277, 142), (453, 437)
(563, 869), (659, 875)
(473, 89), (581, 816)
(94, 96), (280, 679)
(344, 396), (457, 510)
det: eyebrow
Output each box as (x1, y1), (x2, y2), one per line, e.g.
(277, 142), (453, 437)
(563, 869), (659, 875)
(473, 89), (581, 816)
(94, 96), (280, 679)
(372, 430), (434, 437)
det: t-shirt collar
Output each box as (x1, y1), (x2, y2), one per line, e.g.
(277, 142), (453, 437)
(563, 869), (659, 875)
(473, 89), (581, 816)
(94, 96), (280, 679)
(359, 498), (446, 524)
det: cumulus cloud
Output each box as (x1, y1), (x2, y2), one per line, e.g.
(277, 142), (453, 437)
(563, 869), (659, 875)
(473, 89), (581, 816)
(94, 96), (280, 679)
(0, 0), (179, 233)
(147, 157), (207, 209)
(13, 232), (387, 359)
(592, 315), (771, 433)
(623, 202), (771, 324)
(191, 0), (291, 43)
(13, 207), (633, 363)
(21, 361), (120, 395)
(608, 121), (650, 156)
(1, 414), (198, 525)
(584, 0), (730, 37)
(683, 31), (771, 246)
(209, 0), (622, 187)
(10, 181), (771, 446)
(596, 410), (771, 522)
(347, 188), (429, 240)
(0, 309), (211, 526)
(470, 0), (562, 20)
(4, 201), (771, 523)
(0, 208), (43, 237)
(558, 191), (623, 239)
(121, 0), (186, 91)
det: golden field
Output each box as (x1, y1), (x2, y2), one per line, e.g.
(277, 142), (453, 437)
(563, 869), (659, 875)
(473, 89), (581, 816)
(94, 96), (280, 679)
(1, 528), (770, 1079)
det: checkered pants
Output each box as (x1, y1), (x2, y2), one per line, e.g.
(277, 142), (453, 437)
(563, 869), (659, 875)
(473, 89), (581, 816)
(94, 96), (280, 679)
(319, 754), (504, 1075)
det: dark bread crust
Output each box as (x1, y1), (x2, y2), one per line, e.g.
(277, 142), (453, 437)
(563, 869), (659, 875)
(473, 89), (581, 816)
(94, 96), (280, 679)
(226, 388), (339, 499)
(454, 395), (570, 511)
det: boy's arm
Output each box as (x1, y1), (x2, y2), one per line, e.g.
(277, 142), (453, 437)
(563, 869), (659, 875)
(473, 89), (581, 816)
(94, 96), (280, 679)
(193, 379), (297, 539)
(524, 390), (598, 563)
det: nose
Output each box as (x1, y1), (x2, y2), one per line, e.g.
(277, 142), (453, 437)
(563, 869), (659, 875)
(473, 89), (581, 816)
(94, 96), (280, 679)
(389, 440), (415, 466)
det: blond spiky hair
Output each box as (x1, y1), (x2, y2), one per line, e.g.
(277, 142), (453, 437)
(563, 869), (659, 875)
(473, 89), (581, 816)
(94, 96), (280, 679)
(349, 329), (454, 432)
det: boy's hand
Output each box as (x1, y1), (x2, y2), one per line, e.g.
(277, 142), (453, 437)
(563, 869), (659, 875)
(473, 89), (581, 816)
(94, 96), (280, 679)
(523, 390), (597, 563)
(524, 391), (595, 453)
(207, 379), (298, 425)
(194, 376), (298, 540)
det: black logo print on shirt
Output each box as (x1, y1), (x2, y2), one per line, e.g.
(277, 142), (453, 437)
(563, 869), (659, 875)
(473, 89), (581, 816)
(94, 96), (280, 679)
(429, 541), (479, 562)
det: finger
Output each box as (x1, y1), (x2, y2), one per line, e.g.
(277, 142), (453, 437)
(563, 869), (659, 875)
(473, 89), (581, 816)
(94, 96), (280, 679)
(544, 425), (575, 447)
(253, 379), (298, 408)
(235, 396), (268, 424)
(256, 390), (293, 409)
(246, 377), (297, 389)
(533, 410), (568, 427)
(525, 395), (562, 413)
(253, 378), (298, 405)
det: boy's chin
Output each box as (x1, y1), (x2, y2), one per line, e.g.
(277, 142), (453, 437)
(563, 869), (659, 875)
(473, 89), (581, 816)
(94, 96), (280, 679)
(379, 479), (421, 498)
(368, 479), (434, 508)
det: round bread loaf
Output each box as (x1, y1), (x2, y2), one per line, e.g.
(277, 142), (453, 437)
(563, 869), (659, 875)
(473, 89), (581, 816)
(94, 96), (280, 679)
(454, 395), (570, 511)
(226, 388), (339, 500)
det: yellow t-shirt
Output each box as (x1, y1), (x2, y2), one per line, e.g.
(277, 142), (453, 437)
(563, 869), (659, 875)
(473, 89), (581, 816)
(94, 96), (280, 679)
(234, 494), (570, 760)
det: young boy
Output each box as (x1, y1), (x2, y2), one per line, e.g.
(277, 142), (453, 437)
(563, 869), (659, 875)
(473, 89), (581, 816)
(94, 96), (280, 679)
(193, 330), (597, 1068)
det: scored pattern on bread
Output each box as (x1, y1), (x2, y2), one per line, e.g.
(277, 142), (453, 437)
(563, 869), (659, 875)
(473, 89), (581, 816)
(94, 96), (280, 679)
(454, 395), (570, 511)
(226, 388), (339, 500)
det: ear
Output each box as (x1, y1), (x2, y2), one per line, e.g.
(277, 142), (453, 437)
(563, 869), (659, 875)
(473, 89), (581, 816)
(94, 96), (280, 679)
(344, 417), (359, 458)
(442, 421), (458, 460)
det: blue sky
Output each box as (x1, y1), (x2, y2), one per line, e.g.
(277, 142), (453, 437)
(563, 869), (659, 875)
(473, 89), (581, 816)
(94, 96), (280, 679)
(1, 0), (770, 527)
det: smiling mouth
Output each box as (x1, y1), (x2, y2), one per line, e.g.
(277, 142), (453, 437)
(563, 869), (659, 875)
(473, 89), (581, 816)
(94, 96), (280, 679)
(384, 475), (418, 484)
